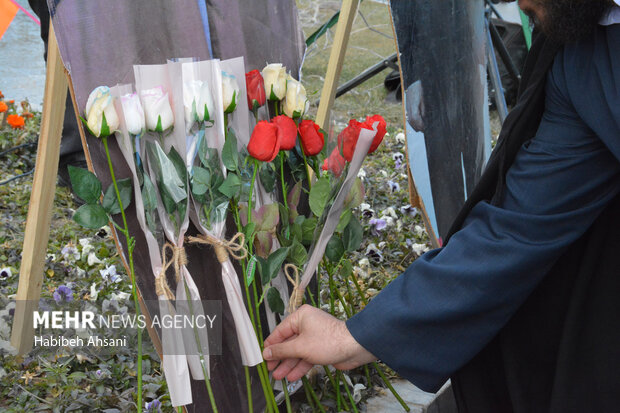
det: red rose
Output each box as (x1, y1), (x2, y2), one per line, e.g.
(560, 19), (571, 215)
(248, 121), (280, 162)
(337, 119), (364, 162)
(272, 115), (297, 150)
(322, 147), (346, 177)
(364, 114), (387, 153)
(298, 119), (324, 156)
(245, 69), (266, 111)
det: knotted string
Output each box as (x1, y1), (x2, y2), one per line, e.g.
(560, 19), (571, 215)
(187, 232), (247, 264)
(154, 242), (187, 300)
(285, 263), (304, 314)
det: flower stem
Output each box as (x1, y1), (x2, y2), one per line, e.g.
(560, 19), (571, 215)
(301, 147), (313, 190)
(245, 366), (254, 413)
(248, 159), (258, 223)
(102, 136), (142, 413)
(339, 370), (360, 413)
(282, 379), (292, 413)
(280, 152), (289, 211)
(302, 376), (326, 413)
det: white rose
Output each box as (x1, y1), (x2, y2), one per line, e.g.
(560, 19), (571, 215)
(85, 86), (120, 137)
(262, 63), (287, 101)
(283, 76), (309, 118)
(140, 86), (174, 132)
(221, 72), (240, 114)
(120, 92), (145, 136)
(183, 80), (214, 130)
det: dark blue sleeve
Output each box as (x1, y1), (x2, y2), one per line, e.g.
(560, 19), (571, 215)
(346, 45), (620, 392)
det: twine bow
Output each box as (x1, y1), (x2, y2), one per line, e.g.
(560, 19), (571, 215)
(285, 264), (304, 314)
(187, 232), (247, 264)
(154, 242), (187, 300)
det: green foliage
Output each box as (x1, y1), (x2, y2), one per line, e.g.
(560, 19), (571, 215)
(73, 204), (109, 229)
(309, 177), (331, 217)
(222, 129), (239, 172)
(68, 166), (101, 204)
(343, 216), (364, 252)
(258, 247), (289, 285)
(266, 287), (285, 314)
(325, 235), (345, 263)
(102, 178), (132, 215)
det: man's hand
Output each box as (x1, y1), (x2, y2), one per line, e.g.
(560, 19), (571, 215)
(262, 305), (377, 381)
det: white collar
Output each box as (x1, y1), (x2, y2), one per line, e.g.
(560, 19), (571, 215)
(600, 1), (620, 25)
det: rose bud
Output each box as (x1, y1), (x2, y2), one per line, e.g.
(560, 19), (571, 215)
(120, 92), (145, 136)
(248, 120), (281, 162)
(364, 114), (387, 153)
(222, 72), (240, 114)
(85, 86), (120, 137)
(246, 69), (266, 111)
(298, 119), (324, 156)
(322, 147), (346, 177)
(140, 86), (174, 133)
(272, 115), (298, 150)
(183, 80), (214, 131)
(262, 63), (287, 101)
(283, 75), (308, 119)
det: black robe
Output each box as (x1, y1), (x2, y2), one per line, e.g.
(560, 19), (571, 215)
(448, 32), (620, 413)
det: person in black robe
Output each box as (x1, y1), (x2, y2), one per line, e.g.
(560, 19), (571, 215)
(261, 1), (620, 411)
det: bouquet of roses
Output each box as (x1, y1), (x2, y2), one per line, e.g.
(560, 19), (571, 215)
(71, 53), (403, 412)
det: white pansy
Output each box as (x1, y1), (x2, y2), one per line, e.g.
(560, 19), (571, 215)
(395, 132), (406, 144)
(283, 76), (308, 118)
(261, 63), (287, 100)
(140, 86), (174, 132)
(221, 72), (240, 114)
(110, 291), (131, 301)
(87, 252), (102, 266)
(120, 92), (145, 136)
(89, 283), (99, 301)
(85, 86), (120, 137)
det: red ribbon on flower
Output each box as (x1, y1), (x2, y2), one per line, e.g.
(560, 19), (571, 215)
(298, 119), (324, 156)
(245, 69), (266, 111)
(248, 120), (280, 162)
(272, 115), (298, 150)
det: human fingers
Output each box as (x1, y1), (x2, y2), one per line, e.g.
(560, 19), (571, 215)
(286, 360), (314, 382)
(263, 336), (306, 362)
(264, 312), (300, 348)
(271, 357), (302, 380)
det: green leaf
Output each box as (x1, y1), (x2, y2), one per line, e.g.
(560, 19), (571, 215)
(102, 178), (132, 215)
(288, 240), (307, 267)
(222, 130), (239, 172)
(336, 209), (352, 233)
(192, 167), (211, 196)
(210, 200), (229, 224)
(343, 216), (363, 252)
(278, 203), (290, 230)
(325, 235), (344, 263)
(266, 287), (285, 314)
(243, 222), (256, 240)
(257, 256), (269, 285)
(148, 141), (186, 204)
(218, 173), (241, 199)
(168, 146), (188, 183)
(252, 203), (280, 232)
(341, 259), (353, 278)
(301, 217), (317, 244)
(344, 178), (365, 210)
(142, 175), (158, 211)
(158, 181), (177, 214)
(73, 204), (108, 229)
(259, 162), (276, 193)
(67, 166), (101, 204)
(262, 247), (290, 284)
(287, 181), (303, 211)
(309, 177), (331, 217)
